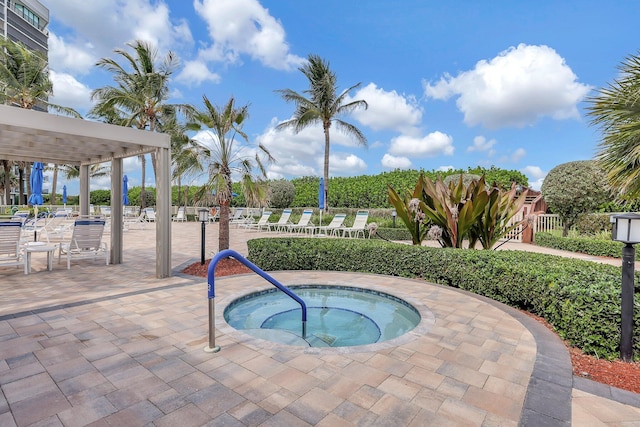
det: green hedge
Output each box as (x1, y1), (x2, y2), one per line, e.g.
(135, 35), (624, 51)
(247, 238), (640, 360)
(534, 232), (640, 260)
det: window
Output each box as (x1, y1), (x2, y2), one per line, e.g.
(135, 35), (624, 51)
(14, 3), (40, 30)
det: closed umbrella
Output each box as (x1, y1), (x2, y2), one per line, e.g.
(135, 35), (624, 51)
(123, 175), (129, 206)
(28, 162), (44, 241)
(318, 177), (325, 229)
(62, 185), (67, 207)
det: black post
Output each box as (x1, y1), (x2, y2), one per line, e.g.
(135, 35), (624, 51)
(621, 243), (635, 362)
(200, 220), (206, 265)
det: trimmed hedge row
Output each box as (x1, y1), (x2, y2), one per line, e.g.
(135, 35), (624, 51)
(247, 237), (640, 360)
(535, 232), (640, 260)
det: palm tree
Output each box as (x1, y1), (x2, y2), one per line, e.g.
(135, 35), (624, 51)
(89, 40), (192, 209)
(60, 163), (111, 180)
(275, 54), (368, 211)
(0, 37), (81, 204)
(587, 52), (640, 199)
(188, 95), (273, 251)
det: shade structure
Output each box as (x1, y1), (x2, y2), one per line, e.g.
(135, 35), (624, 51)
(123, 175), (129, 205)
(62, 185), (68, 205)
(28, 162), (44, 206)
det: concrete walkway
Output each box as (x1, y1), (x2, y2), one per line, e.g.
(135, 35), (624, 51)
(0, 223), (638, 426)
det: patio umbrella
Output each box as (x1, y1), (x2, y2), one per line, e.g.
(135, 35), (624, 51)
(62, 185), (67, 207)
(28, 162), (44, 241)
(318, 177), (325, 228)
(123, 175), (129, 205)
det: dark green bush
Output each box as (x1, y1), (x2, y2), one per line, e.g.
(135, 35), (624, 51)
(534, 232), (637, 260)
(247, 237), (640, 360)
(269, 179), (295, 208)
(576, 213), (612, 235)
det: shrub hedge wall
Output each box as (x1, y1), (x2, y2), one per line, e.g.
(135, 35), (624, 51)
(246, 237), (640, 360)
(535, 232), (640, 260)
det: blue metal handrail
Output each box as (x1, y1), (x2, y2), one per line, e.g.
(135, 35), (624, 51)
(206, 249), (307, 352)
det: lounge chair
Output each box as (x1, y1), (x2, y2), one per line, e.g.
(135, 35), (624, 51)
(230, 208), (252, 227)
(243, 211), (272, 231)
(172, 206), (186, 222)
(267, 209), (293, 232)
(0, 222), (26, 273)
(340, 210), (370, 238)
(144, 208), (156, 222)
(58, 219), (109, 269)
(315, 213), (347, 237)
(286, 209), (314, 234)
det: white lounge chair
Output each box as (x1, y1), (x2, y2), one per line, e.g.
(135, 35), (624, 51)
(243, 211), (272, 231)
(0, 221), (26, 274)
(144, 208), (156, 222)
(286, 209), (314, 234)
(341, 210), (370, 238)
(172, 206), (186, 222)
(230, 208), (252, 227)
(315, 213), (347, 237)
(58, 219), (109, 269)
(267, 209), (293, 232)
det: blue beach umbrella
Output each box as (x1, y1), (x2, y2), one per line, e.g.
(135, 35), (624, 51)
(62, 185), (67, 206)
(28, 162), (44, 240)
(123, 175), (129, 205)
(318, 177), (325, 226)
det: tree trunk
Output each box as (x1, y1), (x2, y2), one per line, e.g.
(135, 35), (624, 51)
(18, 165), (25, 204)
(51, 165), (58, 205)
(323, 122), (331, 213)
(26, 164), (31, 204)
(563, 222), (570, 237)
(219, 201), (230, 251)
(2, 160), (10, 205)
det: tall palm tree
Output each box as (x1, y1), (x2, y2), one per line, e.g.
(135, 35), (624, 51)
(89, 40), (191, 208)
(275, 54), (368, 211)
(587, 52), (640, 199)
(0, 37), (80, 204)
(188, 95), (273, 251)
(60, 163), (111, 180)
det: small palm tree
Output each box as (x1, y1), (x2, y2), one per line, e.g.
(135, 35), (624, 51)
(587, 52), (640, 199)
(275, 54), (367, 211)
(188, 95), (273, 251)
(90, 40), (192, 209)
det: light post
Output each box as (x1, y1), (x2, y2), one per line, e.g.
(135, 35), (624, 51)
(611, 213), (640, 362)
(391, 209), (397, 228)
(199, 209), (209, 265)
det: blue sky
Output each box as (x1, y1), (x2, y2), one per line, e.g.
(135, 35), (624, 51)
(43, 0), (640, 196)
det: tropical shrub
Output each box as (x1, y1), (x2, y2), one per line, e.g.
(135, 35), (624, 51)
(90, 189), (111, 205)
(576, 213), (613, 236)
(534, 232), (635, 259)
(247, 237), (640, 360)
(269, 179), (295, 208)
(443, 173), (481, 187)
(541, 160), (610, 236)
(388, 174), (526, 248)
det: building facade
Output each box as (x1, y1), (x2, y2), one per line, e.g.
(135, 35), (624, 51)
(1, 0), (48, 55)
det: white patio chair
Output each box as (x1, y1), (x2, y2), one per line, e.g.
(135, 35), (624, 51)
(172, 206), (186, 222)
(286, 209), (314, 234)
(0, 221), (26, 273)
(243, 211), (272, 231)
(315, 213), (347, 237)
(58, 219), (109, 269)
(267, 209), (293, 232)
(144, 208), (156, 222)
(230, 208), (252, 227)
(340, 210), (370, 238)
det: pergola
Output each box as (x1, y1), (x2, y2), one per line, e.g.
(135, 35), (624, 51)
(0, 104), (172, 278)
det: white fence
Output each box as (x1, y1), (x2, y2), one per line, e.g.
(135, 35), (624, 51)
(501, 211), (524, 242)
(534, 214), (564, 233)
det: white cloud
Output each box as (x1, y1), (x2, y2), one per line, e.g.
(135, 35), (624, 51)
(522, 165), (547, 190)
(48, 32), (96, 75)
(49, 71), (93, 112)
(437, 165), (455, 172)
(511, 148), (526, 163)
(329, 154), (367, 175)
(423, 44), (592, 129)
(381, 154), (412, 169)
(193, 0), (304, 70)
(257, 121), (323, 178)
(389, 131), (454, 158)
(176, 60), (221, 86)
(347, 83), (422, 134)
(467, 135), (496, 152)
(48, 1), (192, 58)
